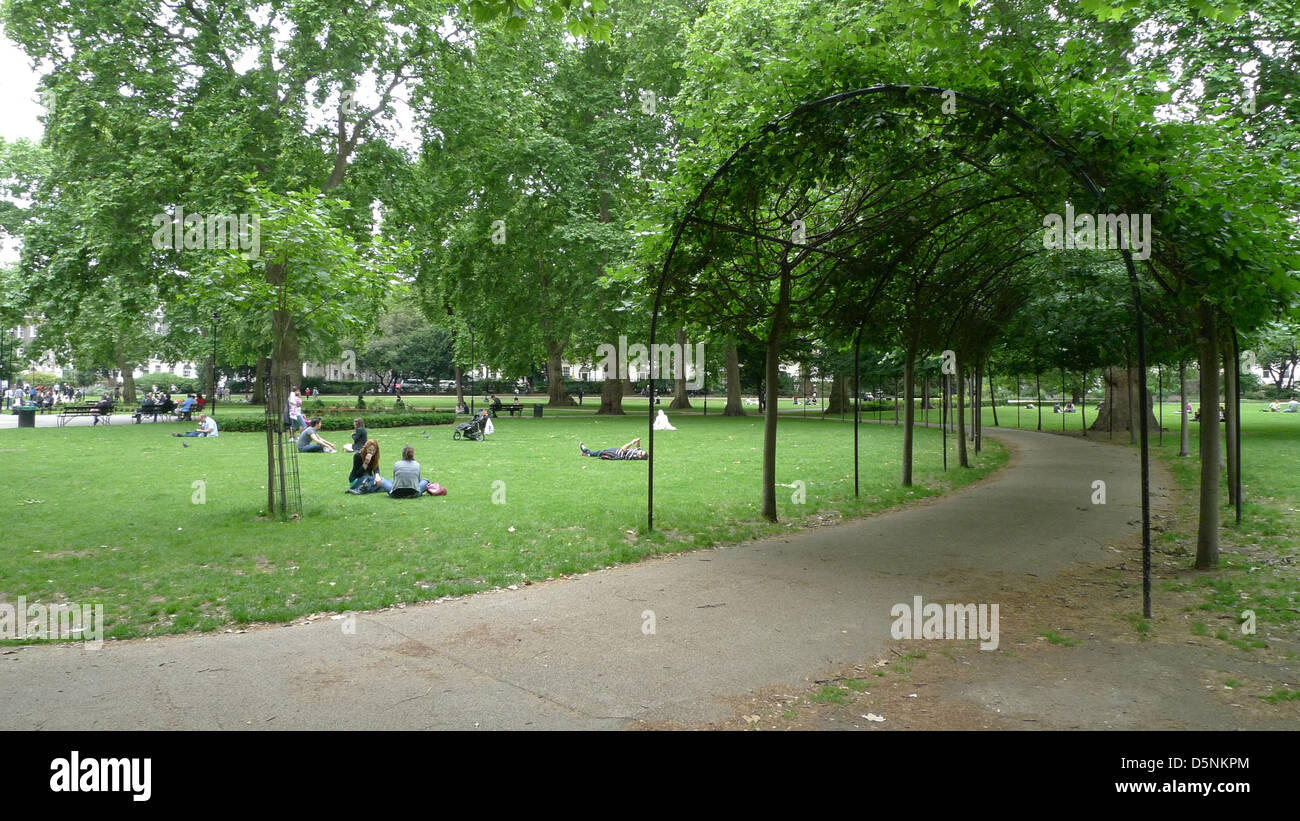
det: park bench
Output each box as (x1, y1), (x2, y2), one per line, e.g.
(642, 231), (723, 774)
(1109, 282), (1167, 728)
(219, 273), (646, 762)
(57, 403), (115, 427)
(132, 403), (170, 423)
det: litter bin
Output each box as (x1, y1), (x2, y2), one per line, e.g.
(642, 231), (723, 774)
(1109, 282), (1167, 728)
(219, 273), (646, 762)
(17, 407), (37, 428)
(533, 404), (543, 418)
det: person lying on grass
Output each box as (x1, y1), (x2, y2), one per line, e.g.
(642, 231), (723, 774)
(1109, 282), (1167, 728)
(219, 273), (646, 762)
(172, 414), (219, 437)
(579, 437), (648, 460)
(297, 418), (337, 453)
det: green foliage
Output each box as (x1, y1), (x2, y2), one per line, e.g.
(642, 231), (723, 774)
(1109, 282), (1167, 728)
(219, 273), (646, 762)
(16, 371), (61, 386)
(354, 305), (454, 388)
(219, 412), (454, 433)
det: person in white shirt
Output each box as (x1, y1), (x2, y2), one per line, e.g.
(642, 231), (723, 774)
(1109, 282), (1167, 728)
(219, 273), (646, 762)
(174, 414), (219, 437)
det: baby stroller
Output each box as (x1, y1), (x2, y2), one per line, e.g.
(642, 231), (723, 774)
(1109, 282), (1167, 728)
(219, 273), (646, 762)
(453, 411), (490, 441)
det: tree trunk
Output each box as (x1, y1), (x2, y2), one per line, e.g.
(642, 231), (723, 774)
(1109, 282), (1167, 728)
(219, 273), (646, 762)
(1080, 370), (1089, 435)
(268, 261), (302, 404)
(902, 339), (916, 485)
(1089, 365), (1158, 434)
(957, 362), (969, 468)
(1195, 302), (1220, 569)
(669, 326), (693, 409)
(761, 269), (791, 522)
(113, 341), (137, 404)
(1178, 359), (1190, 458)
(825, 372), (849, 414)
(454, 364), (465, 411)
(921, 373), (930, 427)
(988, 362), (998, 427)
(1223, 347), (1239, 506)
(1127, 355), (1139, 445)
(597, 376), (625, 415)
(546, 339), (574, 406)
(250, 356), (271, 405)
(723, 341), (744, 416)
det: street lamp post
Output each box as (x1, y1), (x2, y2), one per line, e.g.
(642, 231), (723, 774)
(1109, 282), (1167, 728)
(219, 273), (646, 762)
(211, 310), (219, 414)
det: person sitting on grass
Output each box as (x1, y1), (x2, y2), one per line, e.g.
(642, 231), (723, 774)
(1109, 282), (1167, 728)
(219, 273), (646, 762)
(173, 414), (218, 437)
(1285, 399), (1299, 413)
(348, 440), (384, 493)
(1266, 401), (1280, 412)
(579, 437), (648, 460)
(297, 418), (337, 453)
(344, 417), (367, 452)
(388, 445), (439, 497)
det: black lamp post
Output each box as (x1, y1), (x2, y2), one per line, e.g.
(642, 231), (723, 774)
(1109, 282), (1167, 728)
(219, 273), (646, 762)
(211, 310), (219, 414)
(469, 324), (475, 414)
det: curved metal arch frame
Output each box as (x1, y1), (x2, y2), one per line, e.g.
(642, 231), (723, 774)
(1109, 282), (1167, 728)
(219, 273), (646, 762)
(648, 85), (1153, 616)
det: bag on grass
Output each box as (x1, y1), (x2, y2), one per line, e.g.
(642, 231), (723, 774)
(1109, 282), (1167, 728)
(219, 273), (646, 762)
(427, 483), (447, 496)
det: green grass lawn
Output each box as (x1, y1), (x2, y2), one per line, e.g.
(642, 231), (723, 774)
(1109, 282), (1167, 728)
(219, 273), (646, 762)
(0, 411), (1004, 639)
(1147, 401), (1300, 639)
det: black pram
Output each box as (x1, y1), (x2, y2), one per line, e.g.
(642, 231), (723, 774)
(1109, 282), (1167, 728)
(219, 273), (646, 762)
(452, 411), (489, 441)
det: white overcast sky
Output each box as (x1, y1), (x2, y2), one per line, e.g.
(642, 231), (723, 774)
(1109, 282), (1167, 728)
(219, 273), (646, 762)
(0, 29), (44, 142)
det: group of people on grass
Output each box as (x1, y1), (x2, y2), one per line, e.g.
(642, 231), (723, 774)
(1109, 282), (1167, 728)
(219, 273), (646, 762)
(294, 414), (443, 498)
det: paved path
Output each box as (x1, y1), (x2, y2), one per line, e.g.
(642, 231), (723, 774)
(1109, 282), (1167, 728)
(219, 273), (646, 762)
(0, 410), (173, 428)
(0, 428), (1150, 729)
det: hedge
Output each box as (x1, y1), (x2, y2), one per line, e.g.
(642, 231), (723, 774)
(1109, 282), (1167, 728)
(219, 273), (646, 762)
(218, 412), (456, 433)
(300, 377), (373, 395)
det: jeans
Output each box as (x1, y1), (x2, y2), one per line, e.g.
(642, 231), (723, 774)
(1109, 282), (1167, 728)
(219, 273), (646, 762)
(180, 431), (207, 437)
(388, 478), (428, 496)
(581, 445), (617, 458)
(299, 442), (324, 453)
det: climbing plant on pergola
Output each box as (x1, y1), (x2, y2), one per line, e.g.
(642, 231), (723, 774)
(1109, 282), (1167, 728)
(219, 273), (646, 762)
(646, 84), (1159, 614)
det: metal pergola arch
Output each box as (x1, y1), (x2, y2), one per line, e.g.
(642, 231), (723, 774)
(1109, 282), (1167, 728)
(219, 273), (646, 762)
(647, 84), (1155, 617)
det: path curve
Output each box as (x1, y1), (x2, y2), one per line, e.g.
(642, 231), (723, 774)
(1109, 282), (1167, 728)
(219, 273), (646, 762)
(0, 427), (1156, 730)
